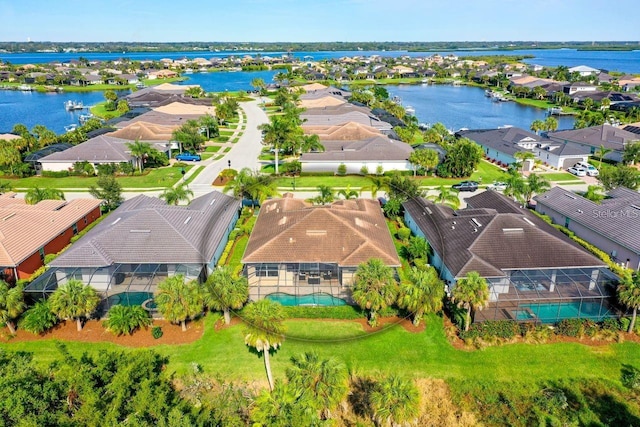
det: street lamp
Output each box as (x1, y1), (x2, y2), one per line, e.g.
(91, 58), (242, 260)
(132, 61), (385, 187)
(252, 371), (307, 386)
(228, 160), (231, 169)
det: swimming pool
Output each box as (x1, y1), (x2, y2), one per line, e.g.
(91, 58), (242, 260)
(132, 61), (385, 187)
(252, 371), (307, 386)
(518, 301), (613, 323)
(106, 292), (156, 309)
(266, 293), (347, 306)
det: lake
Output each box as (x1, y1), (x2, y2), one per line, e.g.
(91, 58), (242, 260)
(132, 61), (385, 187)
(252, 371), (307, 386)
(386, 84), (574, 131)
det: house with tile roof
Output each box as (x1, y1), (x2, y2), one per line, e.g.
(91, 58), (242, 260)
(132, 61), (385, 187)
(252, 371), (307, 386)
(0, 193), (102, 283)
(403, 191), (615, 323)
(242, 195), (400, 304)
(535, 186), (640, 271)
(547, 124), (639, 163)
(25, 191), (241, 311)
(37, 134), (172, 173)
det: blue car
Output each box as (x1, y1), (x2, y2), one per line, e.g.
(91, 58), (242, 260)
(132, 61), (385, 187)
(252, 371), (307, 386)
(175, 152), (201, 162)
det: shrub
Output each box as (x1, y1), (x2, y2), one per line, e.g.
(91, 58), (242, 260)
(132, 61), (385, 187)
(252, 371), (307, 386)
(337, 163), (347, 175)
(19, 300), (58, 335)
(396, 227), (411, 242)
(172, 161), (189, 168)
(601, 317), (621, 331)
(103, 305), (152, 336)
(556, 318), (585, 337)
(152, 325), (163, 339)
(41, 170), (70, 178)
(360, 165), (369, 175)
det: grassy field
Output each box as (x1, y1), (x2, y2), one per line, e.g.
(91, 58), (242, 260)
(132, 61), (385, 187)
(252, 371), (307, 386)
(538, 172), (582, 182)
(2, 313), (639, 384)
(7, 166), (190, 190)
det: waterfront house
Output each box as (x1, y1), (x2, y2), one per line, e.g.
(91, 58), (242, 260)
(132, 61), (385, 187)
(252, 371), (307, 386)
(547, 124), (639, 162)
(457, 127), (539, 169)
(563, 82), (598, 96)
(535, 186), (640, 271)
(403, 191), (613, 323)
(26, 191), (241, 311)
(300, 135), (413, 174)
(568, 65), (600, 77)
(0, 193), (102, 283)
(303, 122), (382, 141)
(242, 196), (400, 304)
(301, 104), (393, 131)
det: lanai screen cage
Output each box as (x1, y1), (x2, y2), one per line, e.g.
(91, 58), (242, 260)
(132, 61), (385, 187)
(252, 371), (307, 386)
(474, 267), (620, 324)
(25, 263), (204, 315)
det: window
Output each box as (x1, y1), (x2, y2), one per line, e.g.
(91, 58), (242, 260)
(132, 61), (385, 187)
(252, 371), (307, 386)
(256, 264), (279, 277)
(84, 216), (88, 225)
(564, 218), (571, 228)
(72, 223), (78, 235)
(38, 247), (45, 262)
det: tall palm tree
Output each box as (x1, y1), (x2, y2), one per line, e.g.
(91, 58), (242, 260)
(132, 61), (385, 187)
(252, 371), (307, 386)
(352, 258), (398, 327)
(0, 281), (25, 334)
(160, 183), (194, 205)
(530, 120), (544, 135)
(398, 266), (445, 326)
(544, 116), (559, 132)
(49, 279), (100, 332)
(242, 299), (287, 391)
(622, 141), (640, 166)
(514, 151), (536, 171)
(155, 275), (203, 332)
(198, 114), (219, 140)
(451, 271), (489, 332)
(596, 144), (613, 169)
(504, 170), (527, 202)
(365, 175), (389, 198)
(286, 352), (349, 420)
(618, 272), (640, 333)
(24, 187), (65, 205)
(224, 168), (278, 207)
(370, 375), (420, 427)
(126, 139), (153, 173)
(428, 186), (460, 210)
(523, 173), (551, 204)
(202, 266), (249, 325)
(260, 115), (295, 175)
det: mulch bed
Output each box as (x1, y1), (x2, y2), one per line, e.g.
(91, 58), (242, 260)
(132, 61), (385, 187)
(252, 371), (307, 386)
(0, 319), (205, 347)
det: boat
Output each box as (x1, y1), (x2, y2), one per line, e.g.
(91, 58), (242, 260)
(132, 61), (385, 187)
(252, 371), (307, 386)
(405, 106), (416, 116)
(485, 89), (494, 97)
(64, 100), (84, 111)
(391, 95), (402, 104)
(135, 82), (146, 89)
(547, 107), (564, 115)
(418, 123), (431, 130)
(18, 84), (33, 91)
(421, 78), (429, 84)
(79, 113), (94, 124)
(64, 124), (78, 133)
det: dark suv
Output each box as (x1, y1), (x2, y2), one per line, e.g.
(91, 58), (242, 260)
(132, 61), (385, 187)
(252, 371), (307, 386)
(452, 181), (479, 192)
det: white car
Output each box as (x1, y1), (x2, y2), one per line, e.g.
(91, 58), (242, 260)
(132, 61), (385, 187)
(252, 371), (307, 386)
(567, 167), (587, 177)
(574, 162), (599, 176)
(488, 181), (508, 191)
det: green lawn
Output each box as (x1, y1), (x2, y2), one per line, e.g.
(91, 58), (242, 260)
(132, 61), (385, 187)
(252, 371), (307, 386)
(537, 172), (582, 182)
(8, 167), (190, 190)
(204, 146), (222, 152)
(3, 314), (639, 384)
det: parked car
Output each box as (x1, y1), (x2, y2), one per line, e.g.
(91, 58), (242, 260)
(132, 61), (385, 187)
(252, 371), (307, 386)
(567, 167), (587, 177)
(452, 181), (479, 192)
(574, 162), (599, 176)
(175, 152), (201, 162)
(488, 181), (508, 191)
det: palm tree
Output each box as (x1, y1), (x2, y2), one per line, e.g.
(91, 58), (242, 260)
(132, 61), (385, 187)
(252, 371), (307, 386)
(544, 116), (559, 132)
(451, 271), (489, 332)
(251, 381), (314, 425)
(24, 187), (65, 205)
(0, 181), (13, 195)
(260, 115), (295, 175)
(529, 120), (545, 136)
(155, 275), (203, 332)
(160, 182), (194, 205)
(202, 266), (249, 325)
(428, 185), (460, 210)
(198, 114), (219, 140)
(504, 170), (527, 202)
(596, 144), (613, 169)
(126, 139), (153, 173)
(370, 375), (420, 427)
(242, 299), (287, 391)
(337, 185), (359, 200)
(365, 175), (389, 198)
(398, 266), (445, 326)
(311, 185), (335, 205)
(0, 281), (25, 334)
(49, 279), (100, 332)
(286, 352), (349, 420)
(103, 305), (152, 336)
(522, 173), (551, 204)
(18, 300), (58, 335)
(618, 272), (640, 333)
(583, 185), (605, 203)
(224, 168), (278, 207)
(404, 236), (429, 264)
(514, 151), (536, 171)
(352, 258), (398, 327)
(623, 141), (640, 166)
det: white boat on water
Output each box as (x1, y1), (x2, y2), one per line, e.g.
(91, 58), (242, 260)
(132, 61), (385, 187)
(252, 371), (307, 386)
(79, 113), (94, 124)
(64, 100), (84, 111)
(18, 84), (33, 91)
(405, 105), (416, 116)
(64, 124), (78, 133)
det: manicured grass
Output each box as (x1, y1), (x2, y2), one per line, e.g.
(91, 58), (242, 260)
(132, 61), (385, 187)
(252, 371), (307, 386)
(537, 172), (582, 182)
(514, 98), (579, 114)
(219, 130), (235, 136)
(9, 167), (190, 190)
(204, 145), (221, 152)
(90, 101), (126, 120)
(3, 314), (640, 383)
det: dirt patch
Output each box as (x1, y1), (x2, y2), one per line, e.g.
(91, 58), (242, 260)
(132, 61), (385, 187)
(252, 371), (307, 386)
(212, 175), (230, 186)
(0, 319), (205, 347)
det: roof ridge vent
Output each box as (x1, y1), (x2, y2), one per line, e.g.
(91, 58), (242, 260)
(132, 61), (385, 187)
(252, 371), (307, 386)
(503, 227), (524, 233)
(564, 193), (577, 200)
(130, 229), (151, 233)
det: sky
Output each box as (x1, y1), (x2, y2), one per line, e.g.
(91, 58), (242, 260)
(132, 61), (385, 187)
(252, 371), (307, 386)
(0, 0), (639, 43)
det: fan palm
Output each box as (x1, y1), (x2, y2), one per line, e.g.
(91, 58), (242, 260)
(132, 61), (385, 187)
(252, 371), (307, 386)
(18, 300), (58, 335)
(618, 272), (640, 333)
(125, 139), (153, 173)
(24, 187), (65, 205)
(242, 299), (287, 391)
(155, 275), (203, 332)
(202, 266), (249, 325)
(370, 375), (420, 427)
(451, 271), (489, 331)
(160, 183), (194, 205)
(352, 258), (398, 327)
(0, 281), (25, 334)
(596, 144), (613, 169)
(103, 305), (152, 336)
(398, 266), (445, 326)
(49, 279), (100, 331)
(428, 185), (460, 210)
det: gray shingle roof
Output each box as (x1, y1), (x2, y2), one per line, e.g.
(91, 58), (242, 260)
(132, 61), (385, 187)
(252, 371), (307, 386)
(534, 186), (640, 254)
(300, 136), (413, 162)
(404, 195), (605, 279)
(548, 124), (638, 151)
(38, 135), (167, 163)
(457, 127), (540, 157)
(51, 191), (240, 267)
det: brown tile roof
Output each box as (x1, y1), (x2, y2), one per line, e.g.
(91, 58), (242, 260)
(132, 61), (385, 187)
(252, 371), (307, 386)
(299, 95), (346, 109)
(107, 122), (175, 141)
(115, 111), (202, 129)
(153, 102), (216, 116)
(303, 122), (381, 141)
(243, 197), (400, 267)
(0, 194), (102, 267)
(300, 83), (329, 92)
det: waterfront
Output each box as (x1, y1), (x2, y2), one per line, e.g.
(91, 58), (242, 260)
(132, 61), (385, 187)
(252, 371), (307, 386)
(177, 69), (278, 92)
(387, 84), (574, 131)
(1, 48), (640, 73)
